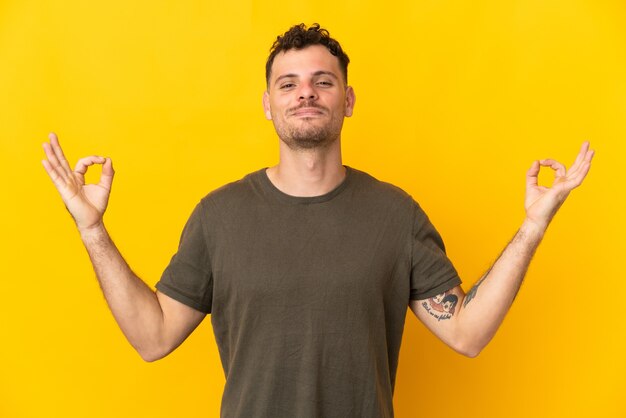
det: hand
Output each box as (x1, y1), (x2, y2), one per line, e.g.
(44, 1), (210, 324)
(42, 132), (114, 232)
(525, 141), (594, 230)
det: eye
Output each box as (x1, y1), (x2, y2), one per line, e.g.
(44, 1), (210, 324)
(279, 83), (295, 90)
(317, 80), (333, 87)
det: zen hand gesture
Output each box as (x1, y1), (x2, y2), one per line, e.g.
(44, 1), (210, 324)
(42, 133), (114, 232)
(525, 142), (594, 230)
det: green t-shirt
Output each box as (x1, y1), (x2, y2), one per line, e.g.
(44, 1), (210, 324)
(156, 166), (461, 418)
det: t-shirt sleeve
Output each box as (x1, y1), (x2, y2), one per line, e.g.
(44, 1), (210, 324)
(409, 201), (461, 300)
(156, 202), (213, 314)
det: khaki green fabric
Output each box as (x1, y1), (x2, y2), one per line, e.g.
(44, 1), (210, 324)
(156, 166), (461, 418)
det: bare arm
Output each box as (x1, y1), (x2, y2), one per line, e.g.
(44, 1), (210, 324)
(42, 133), (205, 361)
(411, 142), (594, 357)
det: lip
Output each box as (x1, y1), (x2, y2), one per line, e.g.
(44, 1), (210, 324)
(291, 108), (325, 117)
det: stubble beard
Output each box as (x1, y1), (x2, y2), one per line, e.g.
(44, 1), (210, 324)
(273, 105), (344, 151)
(276, 121), (339, 151)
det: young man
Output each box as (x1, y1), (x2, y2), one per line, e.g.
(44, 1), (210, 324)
(42, 23), (594, 418)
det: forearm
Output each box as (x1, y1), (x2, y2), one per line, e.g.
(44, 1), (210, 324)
(456, 219), (546, 355)
(80, 223), (166, 360)
(42, 135), (206, 361)
(414, 143), (593, 357)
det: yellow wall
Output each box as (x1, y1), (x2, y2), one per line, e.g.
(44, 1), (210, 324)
(1, 1), (624, 417)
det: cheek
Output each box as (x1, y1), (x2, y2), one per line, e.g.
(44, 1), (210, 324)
(272, 97), (293, 113)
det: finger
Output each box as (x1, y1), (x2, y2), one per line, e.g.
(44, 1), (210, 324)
(566, 147), (595, 180)
(98, 157), (115, 190)
(539, 159), (567, 179)
(567, 141), (591, 175)
(566, 154), (594, 188)
(48, 132), (73, 174)
(74, 156), (106, 175)
(42, 142), (71, 183)
(42, 159), (67, 190)
(571, 141), (590, 169)
(526, 160), (540, 188)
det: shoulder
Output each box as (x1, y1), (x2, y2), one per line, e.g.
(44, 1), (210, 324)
(347, 168), (437, 229)
(348, 166), (414, 205)
(196, 169), (265, 211)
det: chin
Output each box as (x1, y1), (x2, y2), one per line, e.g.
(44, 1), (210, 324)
(284, 133), (338, 151)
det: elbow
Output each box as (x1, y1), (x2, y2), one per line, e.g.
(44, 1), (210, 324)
(135, 343), (170, 363)
(456, 345), (482, 358)
(452, 336), (486, 358)
(139, 351), (164, 363)
(132, 330), (185, 362)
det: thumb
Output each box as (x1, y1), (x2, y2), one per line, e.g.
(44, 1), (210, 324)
(98, 157), (115, 190)
(526, 160), (540, 189)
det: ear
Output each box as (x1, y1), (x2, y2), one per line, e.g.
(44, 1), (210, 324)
(344, 86), (356, 117)
(262, 91), (272, 120)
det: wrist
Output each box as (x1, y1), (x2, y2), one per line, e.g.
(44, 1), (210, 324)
(521, 217), (548, 240)
(78, 221), (107, 240)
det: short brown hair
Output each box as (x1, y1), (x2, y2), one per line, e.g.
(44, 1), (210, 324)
(265, 23), (350, 87)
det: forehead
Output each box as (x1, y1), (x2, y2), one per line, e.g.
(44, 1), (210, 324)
(270, 45), (342, 83)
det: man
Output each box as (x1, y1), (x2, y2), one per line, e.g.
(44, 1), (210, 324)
(42, 23), (594, 418)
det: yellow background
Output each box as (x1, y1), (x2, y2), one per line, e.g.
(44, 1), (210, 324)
(1, 0), (624, 417)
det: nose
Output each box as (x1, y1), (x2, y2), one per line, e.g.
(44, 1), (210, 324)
(297, 81), (318, 101)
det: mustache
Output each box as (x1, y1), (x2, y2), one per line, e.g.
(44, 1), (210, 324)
(288, 101), (327, 115)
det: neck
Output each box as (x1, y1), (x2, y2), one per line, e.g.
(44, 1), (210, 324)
(266, 138), (345, 197)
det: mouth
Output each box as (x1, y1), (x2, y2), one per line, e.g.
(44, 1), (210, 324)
(290, 107), (325, 117)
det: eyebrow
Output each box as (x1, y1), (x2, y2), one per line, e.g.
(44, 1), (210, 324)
(273, 70), (339, 86)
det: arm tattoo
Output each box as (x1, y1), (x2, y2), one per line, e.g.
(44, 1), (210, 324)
(462, 275), (487, 308)
(421, 291), (458, 322)
(461, 225), (540, 309)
